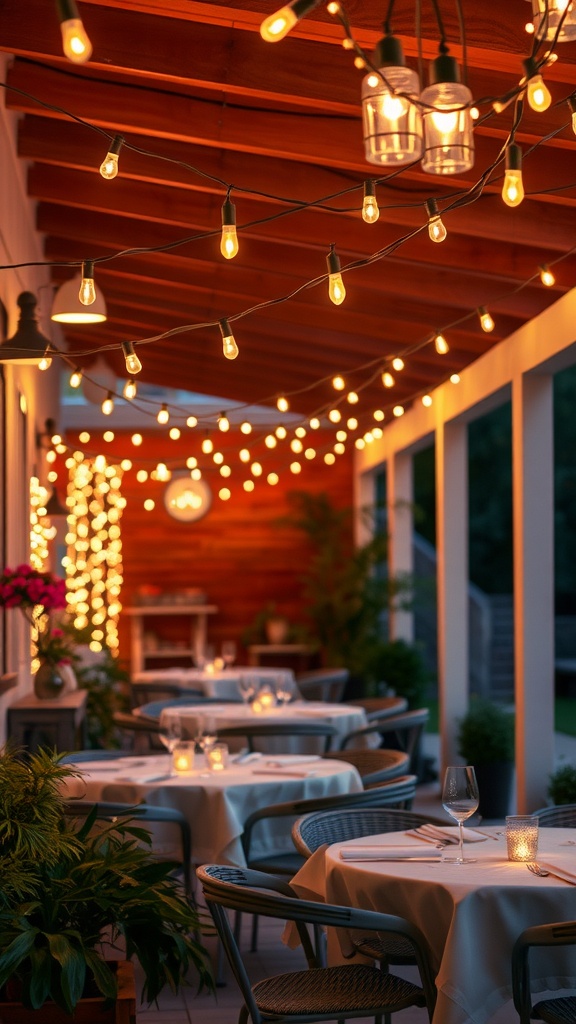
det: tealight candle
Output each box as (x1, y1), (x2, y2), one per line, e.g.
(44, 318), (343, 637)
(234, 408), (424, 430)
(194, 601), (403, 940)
(506, 815), (539, 861)
(206, 742), (229, 772)
(256, 685), (276, 710)
(172, 741), (195, 774)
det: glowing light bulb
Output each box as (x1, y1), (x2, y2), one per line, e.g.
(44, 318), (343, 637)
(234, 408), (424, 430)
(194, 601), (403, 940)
(277, 396), (290, 411)
(539, 264), (555, 287)
(426, 198), (447, 242)
(434, 333), (449, 354)
(100, 135), (124, 179)
(39, 350), (52, 371)
(309, 417), (320, 430)
(392, 357), (405, 371)
(393, 405), (405, 417)
(332, 376), (345, 391)
(382, 371), (395, 388)
(122, 341), (142, 375)
(202, 436), (214, 455)
(59, 1), (93, 65)
(79, 260), (96, 305)
(131, 433), (142, 446)
(69, 367), (83, 388)
(220, 319), (239, 360)
(220, 196), (238, 259)
(422, 394), (433, 407)
(362, 181), (380, 223)
(102, 393), (114, 416)
(326, 245), (346, 305)
(259, 0), (319, 42)
(347, 391), (359, 404)
(524, 60), (552, 112)
(157, 404), (170, 425)
(218, 412), (230, 432)
(478, 307), (495, 333)
(123, 379), (137, 400)
(240, 421), (252, 435)
(502, 144), (524, 208)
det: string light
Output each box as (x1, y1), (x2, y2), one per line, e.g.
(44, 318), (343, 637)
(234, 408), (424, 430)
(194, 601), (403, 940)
(478, 306), (495, 333)
(382, 371), (395, 388)
(275, 424), (287, 438)
(131, 433), (142, 447)
(186, 416), (198, 428)
(218, 412), (230, 432)
(523, 59), (552, 112)
(259, 0), (321, 42)
(100, 134), (124, 179)
(277, 396), (290, 411)
(422, 394), (433, 407)
(309, 417), (320, 430)
(101, 392), (114, 416)
(220, 193), (239, 259)
(362, 181), (380, 223)
(157, 404), (169, 425)
(240, 421), (253, 435)
(539, 264), (555, 287)
(79, 260), (96, 305)
(122, 341), (142, 375)
(435, 332), (449, 354)
(326, 244), (346, 305)
(347, 391), (358, 404)
(332, 376), (345, 391)
(220, 319), (239, 360)
(201, 435), (214, 454)
(38, 348), (53, 371)
(502, 143), (524, 207)
(392, 357), (404, 371)
(123, 379), (137, 400)
(426, 198), (447, 242)
(57, 0), (93, 64)
(69, 367), (83, 388)
(393, 404), (405, 417)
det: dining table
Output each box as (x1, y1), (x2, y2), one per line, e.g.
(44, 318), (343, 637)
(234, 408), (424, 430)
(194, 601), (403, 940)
(62, 753), (363, 868)
(156, 700), (376, 753)
(289, 825), (576, 1024)
(133, 666), (298, 702)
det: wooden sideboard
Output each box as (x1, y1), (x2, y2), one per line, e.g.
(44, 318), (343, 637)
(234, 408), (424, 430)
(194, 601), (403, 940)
(124, 604), (218, 673)
(7, 690), (88, 753)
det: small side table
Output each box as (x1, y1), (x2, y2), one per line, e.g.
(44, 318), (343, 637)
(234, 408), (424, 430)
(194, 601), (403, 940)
(7, 690), (88, 753)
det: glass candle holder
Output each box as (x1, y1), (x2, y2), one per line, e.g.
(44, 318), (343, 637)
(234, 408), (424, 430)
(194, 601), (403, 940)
(506, 815), (539, 861)
(206, 742), (229, 772)
(172, 741), (195, 774)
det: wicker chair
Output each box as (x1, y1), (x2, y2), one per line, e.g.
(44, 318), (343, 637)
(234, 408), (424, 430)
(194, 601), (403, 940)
(294, 668), (350, 703)
(512, 921), (576, 1024)
(340, 707), (430, 779)
(216, 721), (338, 754)
(197, 863), (437, 1024)
(321, 748), (410, 788)
(531, 804), (576, 827)
(348, 696), (409, 718)
(112, 709), (163, 752)
(137, 695), (241, 721)
(130, 680), (204, 707)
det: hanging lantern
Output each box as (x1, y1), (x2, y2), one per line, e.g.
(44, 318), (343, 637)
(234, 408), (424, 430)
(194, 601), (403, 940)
(420, 53), (474, 175)
(530, 0), (576, 41)
(362, 34), (422, 166)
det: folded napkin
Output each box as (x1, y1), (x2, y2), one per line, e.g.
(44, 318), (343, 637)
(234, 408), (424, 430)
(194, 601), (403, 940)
(535, 861), (576, 885)
(113, 773), (172, 784)
(340, 845), (443, 861)
(410, 823), (486, 844)
(252, 768), (317, 778)
(264, 755), (321, 766)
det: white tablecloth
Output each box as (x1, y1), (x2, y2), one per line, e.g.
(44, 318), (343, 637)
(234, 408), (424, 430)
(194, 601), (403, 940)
(63, 754), (362, 867)
(134, 667), (297, 701)
(290, 826), (576, 1024)
(159, 700), (372, 753)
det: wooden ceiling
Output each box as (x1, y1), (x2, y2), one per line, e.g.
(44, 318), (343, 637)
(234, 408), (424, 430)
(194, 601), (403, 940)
(2, 0), (576, 430)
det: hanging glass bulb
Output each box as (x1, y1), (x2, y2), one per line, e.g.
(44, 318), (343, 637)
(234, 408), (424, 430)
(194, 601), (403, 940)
(69, 367), (82, 388)
(122, 341), (142, 375)
(361, 34), (422, 166)
(539, 264), (556, 287)
(123, 379), (137, 400)
(421, 53), (474, 175)
(382, 371), (395, 388)
(218, 412), (230, 432)
(434, 333), (449, 354)
(362, 181), (380, 223)
(502, 144), (524, 207)
(101, 392), (114, 416)
(277, 396), (290, 411)
(157, 404), (170, 425)
(478, 306), (495, 333)
(260, 0), (321, 42)
(38, 348), (53, 371)
(202, 436), (214, 454)
(220, 319), (239, 360)
(426, 198), (447, 242)
(523, 59), (552, 112)
(57, 0), (93, 63)
(326, 245), (346, 305)
(530, 0), (576, 41)
(100, 135), (124, 179)
(79, 260), (96, 305)
(392, 357), (405, 371)
(220, 195), (239, 259)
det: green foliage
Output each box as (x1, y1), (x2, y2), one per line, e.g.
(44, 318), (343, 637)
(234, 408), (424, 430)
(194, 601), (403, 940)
(73, 649), (131, 749)
(363, 639), (429, 707)
(0, 747), (212, 1013)
(457, 699), (515, 764)
(548, 763), (576, 805)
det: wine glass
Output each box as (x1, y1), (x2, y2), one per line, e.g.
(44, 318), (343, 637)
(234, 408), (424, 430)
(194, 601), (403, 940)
(221, 641), (237, 668)
(442, 765), (480, 864)
(239, 674), (257, 705)
(158, 712), (182, 772)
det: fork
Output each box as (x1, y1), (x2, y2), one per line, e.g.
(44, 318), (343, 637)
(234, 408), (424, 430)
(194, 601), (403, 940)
(412, 829), (452, 848)
(526, 862), (550, 876)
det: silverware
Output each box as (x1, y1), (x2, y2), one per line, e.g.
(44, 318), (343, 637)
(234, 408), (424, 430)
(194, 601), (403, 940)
(412, 828), (451, 848)
(527, 862), (549, 876)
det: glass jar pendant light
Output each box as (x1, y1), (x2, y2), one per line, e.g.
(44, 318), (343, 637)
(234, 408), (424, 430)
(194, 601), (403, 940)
(530, 0), (576, 41)
(362, 34), (422, 166)
(420, 53), (474, 175)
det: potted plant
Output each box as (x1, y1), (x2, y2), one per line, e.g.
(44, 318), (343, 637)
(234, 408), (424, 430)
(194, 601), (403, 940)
(0, 747), (212, 1018)
(457, 699), (515, 819)
(241, 602), (292, 647)
(548, 763), (576, 805)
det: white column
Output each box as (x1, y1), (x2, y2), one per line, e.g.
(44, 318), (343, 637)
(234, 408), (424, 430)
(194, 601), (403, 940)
(436, 419), (469, 771)
(387, 451), (414, 643)
(512, 371), (555, 813)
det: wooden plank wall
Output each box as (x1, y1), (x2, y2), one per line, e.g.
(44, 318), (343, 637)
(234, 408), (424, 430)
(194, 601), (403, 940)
(61, 430), (355, 669)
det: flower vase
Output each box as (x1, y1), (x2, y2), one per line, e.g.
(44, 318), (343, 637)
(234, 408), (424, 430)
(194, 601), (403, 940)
(34, 659), (66, 700)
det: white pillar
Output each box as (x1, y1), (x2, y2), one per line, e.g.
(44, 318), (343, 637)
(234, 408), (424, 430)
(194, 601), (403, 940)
(387, 451), (414, 643)
(512, 371), (555, 813)
(436, 419), (469, 771)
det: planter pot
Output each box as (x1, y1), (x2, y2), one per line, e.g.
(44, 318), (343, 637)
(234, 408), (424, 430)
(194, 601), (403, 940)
(33, 659), (67, 700)
(265, 617), (289, 645)
(474, 762), (514, 820)
(0, 961), (136, 1023)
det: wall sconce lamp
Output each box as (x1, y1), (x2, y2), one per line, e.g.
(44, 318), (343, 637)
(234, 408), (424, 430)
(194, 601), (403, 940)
(0, 292), (54, 365)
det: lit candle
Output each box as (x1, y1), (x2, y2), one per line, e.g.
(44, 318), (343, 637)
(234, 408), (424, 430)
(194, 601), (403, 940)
(172, 742), (195, 774)
(506, 815), (539, 861)
(207, 743), (229, 772)
(257, 685), (276, 709)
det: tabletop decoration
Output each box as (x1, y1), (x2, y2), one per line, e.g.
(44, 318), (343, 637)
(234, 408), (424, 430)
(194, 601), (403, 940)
(506, 815), (539, 861)
(0, 563), (75, 699)
(172, 741), (195, 774)
(251, 684), (277, 713)
(206, 742), (229, 771)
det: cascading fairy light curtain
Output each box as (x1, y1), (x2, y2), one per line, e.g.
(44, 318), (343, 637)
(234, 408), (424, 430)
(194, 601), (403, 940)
(29, 476), (56, 571)
(62, 451), (125, 653)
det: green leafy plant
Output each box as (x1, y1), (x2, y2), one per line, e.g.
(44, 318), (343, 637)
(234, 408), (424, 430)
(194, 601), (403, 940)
(457, 699), (515, 764)
(364, 638), (429, 707)
(0, 747), (212, 1013)
(73, 648), (131, 749)
(548, 763), (576, 805)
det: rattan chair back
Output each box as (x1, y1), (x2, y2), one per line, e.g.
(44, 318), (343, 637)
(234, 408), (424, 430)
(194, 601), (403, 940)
(217, 721), (337, 753)
(531, 804), (576, 827)
(512, 921), (576, 1024)
(292, 806), (447, 858)
(322, 748), (410, 787)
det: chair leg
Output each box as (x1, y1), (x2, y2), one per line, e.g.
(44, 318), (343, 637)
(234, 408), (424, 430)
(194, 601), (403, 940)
(250, 912), (259, 952)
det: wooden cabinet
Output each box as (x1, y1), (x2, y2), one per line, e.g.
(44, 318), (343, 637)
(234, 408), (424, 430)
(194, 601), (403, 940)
(7, 690), (88, 753)
(124, 604), (218, 673)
